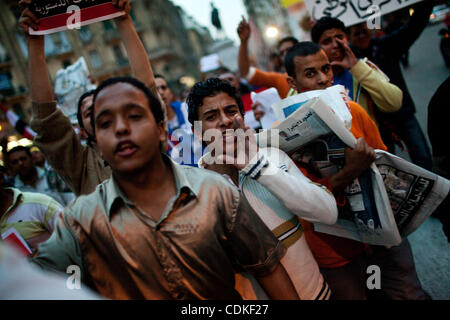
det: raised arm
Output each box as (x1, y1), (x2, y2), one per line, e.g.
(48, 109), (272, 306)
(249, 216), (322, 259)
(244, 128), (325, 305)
(20, 1), (109, 196)
(19, 0), (53, 104)
(332, 37), (403, 113)
(237, 18), (251, 79)
(114, 3), (155, 88)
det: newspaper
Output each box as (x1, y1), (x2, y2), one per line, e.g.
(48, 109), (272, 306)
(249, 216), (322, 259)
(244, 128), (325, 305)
(257, 92), (450, 246)
(271, 85), (352, 128)
(375, 150), (450, 238)
(250, 88), (280, 130)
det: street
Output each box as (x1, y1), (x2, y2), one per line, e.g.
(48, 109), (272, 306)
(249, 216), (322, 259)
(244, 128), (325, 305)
(400, 23), (449, 300)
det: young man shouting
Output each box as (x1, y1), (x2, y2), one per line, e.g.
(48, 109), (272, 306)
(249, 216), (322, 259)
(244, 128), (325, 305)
(32, 76), (299, 300)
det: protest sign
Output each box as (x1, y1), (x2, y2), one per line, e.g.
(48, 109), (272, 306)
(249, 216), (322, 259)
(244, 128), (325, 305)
(304, 0), (424, 27)
(29, 0), (125, 35)
(250, 88), (280, 129)
(54, 57), (96, 124)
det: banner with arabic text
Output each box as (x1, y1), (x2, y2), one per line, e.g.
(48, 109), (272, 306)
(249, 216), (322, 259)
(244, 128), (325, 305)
(29, 0), (125, 35)
(305, 0), (424, 27)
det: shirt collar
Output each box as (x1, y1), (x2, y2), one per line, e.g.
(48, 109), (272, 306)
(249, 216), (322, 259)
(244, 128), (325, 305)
(105, 153), (198, 216)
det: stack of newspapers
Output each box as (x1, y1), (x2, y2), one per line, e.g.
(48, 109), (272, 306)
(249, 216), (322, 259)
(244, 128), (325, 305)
(257, 85), (450, 246)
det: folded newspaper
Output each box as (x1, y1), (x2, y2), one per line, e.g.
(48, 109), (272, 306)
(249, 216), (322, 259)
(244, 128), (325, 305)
(257, 89), (450, 246)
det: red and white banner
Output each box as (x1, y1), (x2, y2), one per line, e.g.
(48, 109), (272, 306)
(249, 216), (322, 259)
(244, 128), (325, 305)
(29, 0), (125, 35)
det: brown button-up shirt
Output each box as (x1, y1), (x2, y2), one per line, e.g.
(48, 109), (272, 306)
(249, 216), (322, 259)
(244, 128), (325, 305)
(32, 157), (286, 300)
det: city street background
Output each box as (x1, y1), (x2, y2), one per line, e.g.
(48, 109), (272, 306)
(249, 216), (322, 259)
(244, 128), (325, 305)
(403, 23), (449, 300)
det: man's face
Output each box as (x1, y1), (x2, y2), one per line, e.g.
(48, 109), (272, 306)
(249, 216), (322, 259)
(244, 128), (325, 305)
(80, 95), (94, 135)
(8, 150), (33, 177)
(219, 73), (240, 90)
(155, 77), (175, 106)
(31, 150), (45, 167)
(349, 23), (371, 50)
(94, 83), (165, 175)
(278, 40), (296, 65)
(318, 28), (348, 63)
(287, 50), (334, 92)
(197, 92), (242, 150)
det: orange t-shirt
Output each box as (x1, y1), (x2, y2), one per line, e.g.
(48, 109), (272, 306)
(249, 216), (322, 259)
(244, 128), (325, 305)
(249, 68), (291, 99)
(298, 101), (387, 269)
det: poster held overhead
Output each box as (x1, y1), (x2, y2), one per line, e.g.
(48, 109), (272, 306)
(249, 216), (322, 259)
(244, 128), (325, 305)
(29, 0), (125, 35)
(304, 0), (424, 27)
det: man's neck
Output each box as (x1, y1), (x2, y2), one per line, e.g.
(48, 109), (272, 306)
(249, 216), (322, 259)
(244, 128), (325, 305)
(114, 155), (177, 221)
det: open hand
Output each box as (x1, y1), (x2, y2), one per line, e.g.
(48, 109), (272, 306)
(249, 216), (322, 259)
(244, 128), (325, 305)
(112, 0), (131, 19)
(330, 38), (358, 70)
(18, 0), (40, 34)
(216, 114), (258, 170)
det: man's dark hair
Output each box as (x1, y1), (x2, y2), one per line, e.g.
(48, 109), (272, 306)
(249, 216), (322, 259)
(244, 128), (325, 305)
(91, 77), (164, 135)
(311, 17), (347, 43)
(278, 36), (299, 50)
(186, 78), (245, 125)
(77, 90), (96, 131)
(7, 145), (32, 158)
(154, 74), (167, 81)
(285, 42), (323, 78)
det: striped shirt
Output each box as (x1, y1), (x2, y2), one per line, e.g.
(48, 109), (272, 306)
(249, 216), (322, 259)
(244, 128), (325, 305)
(200, 147), (337, 300)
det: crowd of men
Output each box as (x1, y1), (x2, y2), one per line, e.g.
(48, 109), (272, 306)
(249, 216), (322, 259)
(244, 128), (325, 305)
(0, 0), (448, 300)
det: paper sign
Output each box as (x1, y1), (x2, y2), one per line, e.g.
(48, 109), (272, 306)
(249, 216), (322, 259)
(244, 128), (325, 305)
(250, 88), (280, 129)
(54, 57), (96, 124)
(29, 0), (125, 35)
(304, 0), (424, 27)
(200, 54), (222, 73)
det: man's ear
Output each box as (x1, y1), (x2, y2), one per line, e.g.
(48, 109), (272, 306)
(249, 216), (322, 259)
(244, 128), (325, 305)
(287, 76), (298, 91)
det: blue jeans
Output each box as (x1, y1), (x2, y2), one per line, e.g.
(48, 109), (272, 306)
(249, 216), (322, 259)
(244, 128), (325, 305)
(382, 115), (433, 171)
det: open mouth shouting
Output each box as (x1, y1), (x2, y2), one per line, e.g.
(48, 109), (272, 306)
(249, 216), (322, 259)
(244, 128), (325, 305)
(115, 140), (139, 157)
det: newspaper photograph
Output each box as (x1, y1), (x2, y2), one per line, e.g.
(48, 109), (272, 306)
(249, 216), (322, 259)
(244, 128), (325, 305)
(258, 89), (450, 246)
(375, 150), (450, 238)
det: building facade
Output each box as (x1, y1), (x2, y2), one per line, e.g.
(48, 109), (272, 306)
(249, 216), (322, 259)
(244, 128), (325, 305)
(243, 0), (293, 68)
(0, 0), (211, 137)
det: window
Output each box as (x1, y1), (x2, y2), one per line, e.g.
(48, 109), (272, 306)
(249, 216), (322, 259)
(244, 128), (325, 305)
(89, 50), (102, 68)
(113, 45), (128, 66)
(79, 26), (92, 43)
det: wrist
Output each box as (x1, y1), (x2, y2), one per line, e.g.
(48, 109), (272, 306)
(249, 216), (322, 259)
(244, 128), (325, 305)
(114, 13), (132, 25)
